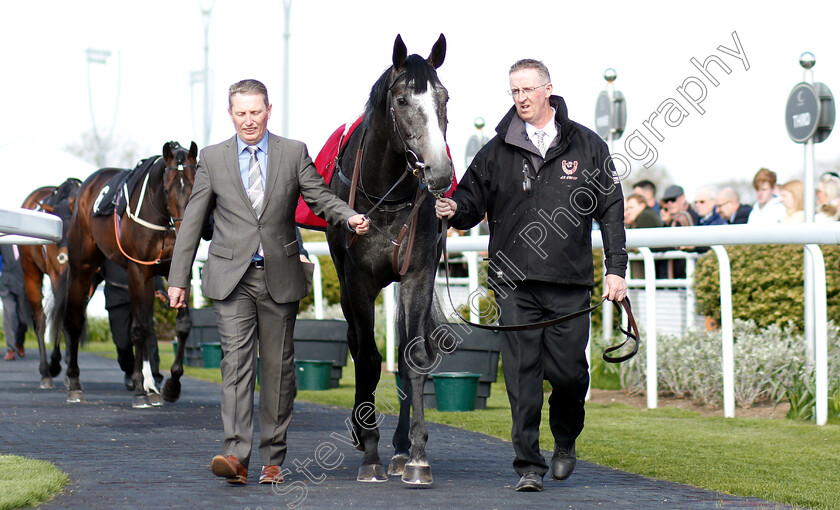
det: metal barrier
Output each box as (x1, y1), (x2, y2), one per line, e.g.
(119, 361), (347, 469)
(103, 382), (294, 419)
(190, 222), (840, 425)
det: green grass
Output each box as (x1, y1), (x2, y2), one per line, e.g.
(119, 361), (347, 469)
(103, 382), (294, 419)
(80, 342), (840, 510)
(297, 364), (840, 510)
(0, 455), (69, 510)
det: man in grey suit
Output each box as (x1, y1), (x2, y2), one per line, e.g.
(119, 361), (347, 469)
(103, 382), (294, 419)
(168, 79), (369, 486)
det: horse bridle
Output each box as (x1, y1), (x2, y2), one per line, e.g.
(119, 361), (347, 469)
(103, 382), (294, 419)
(386, 70), (435, 187)
(114, 158), (195, 265)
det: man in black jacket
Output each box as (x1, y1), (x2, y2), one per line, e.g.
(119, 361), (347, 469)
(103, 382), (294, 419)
(98, 259), (165, 390)
(436, 59), (627, 492)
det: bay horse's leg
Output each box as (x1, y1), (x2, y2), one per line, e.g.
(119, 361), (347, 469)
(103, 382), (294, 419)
(162, 306), (190, 403)
(21, 253), (52, 388)
(126, 265), (160, 408)
(338, 268), (388, 482)
(397, 273), (438, 485)
(61, 267), (96, 403)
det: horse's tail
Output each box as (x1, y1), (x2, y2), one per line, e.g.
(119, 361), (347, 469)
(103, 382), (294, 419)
(395, 288), (447, 367)
(50, 267), (74, 348)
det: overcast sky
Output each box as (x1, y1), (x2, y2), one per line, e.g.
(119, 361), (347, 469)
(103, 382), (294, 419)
(3, 0), (840, 209)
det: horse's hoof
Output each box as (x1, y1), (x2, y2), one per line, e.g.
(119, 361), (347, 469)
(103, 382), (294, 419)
(357, 464), (388, 483)
(401, 463), (433, 485)
(388, 454), (409, 476)
(132, 395), (152, 409)
(39, 377), (54, 390)
(161, 379), (181, 403)
(66, 390), (84, 403)
(148, 393), (164, 407)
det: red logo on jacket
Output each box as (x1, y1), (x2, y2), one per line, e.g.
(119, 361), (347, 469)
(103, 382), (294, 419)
(562, 160), (578, 175)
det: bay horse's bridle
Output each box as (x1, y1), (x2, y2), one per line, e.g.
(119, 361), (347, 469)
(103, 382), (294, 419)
(114, 157), (195, 265)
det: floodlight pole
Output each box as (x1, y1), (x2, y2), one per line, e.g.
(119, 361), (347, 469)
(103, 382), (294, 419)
(281, 0), (292, 137)
(199, 0), (215, 147)
(801, 52), (816, 361)
(602, 68), (617, 342)
(85, 48), (120, 168)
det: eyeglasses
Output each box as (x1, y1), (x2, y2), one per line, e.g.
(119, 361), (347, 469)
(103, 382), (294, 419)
(508, 83), (548, 98)
(662, 197), (677, 204)
(694, 199), (708, 204)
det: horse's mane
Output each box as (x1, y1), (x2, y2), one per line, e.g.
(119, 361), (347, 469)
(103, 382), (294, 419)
(366, 54), (440, 116)
(45, 178), (82, 206)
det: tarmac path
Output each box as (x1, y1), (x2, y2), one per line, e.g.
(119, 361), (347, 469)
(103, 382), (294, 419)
(0, 352), (793, 509)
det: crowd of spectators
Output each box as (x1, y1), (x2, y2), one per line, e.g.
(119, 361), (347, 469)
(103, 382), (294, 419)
(622, 168), (840, 279)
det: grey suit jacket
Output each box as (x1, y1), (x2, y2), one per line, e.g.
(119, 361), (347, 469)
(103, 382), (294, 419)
(168, 133), (357, 303)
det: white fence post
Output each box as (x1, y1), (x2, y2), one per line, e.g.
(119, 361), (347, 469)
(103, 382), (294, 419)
(639, 247), (658, 409)
(805, 244), (828, 425)
(711, 246), (735, 418)
(307, 254), (324, 320)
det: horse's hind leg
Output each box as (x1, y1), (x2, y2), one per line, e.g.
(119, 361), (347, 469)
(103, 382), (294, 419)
(388, 342), (411, 476)
(22, 266), (53, 389)
(162, 306), (190, 402)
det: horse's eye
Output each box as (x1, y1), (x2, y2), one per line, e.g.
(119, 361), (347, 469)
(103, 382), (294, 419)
(396, 97), (408, 106)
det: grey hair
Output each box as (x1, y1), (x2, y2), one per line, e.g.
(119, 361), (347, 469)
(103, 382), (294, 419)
(509, 59), (551, 84)
(228, 79), (269, 108)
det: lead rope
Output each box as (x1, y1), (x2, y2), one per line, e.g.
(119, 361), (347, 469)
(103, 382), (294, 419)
(437, 218), (639, 363)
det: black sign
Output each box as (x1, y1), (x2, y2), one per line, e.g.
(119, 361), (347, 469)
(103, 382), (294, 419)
(785, 83), (820, 143)
(594, 90), (626, 141)
(594, 91), (611, 139)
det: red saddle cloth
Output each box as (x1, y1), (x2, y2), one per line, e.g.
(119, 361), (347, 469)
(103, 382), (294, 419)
(295, 115), (457, 230)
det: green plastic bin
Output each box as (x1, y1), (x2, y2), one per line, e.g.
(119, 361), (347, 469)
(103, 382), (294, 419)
(200, 342), (223, 368)
(432, 372), (482, 412)
(295, 360), (333, 391)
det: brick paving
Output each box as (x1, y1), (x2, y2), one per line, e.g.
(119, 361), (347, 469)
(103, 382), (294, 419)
(0, 352), (794, 509)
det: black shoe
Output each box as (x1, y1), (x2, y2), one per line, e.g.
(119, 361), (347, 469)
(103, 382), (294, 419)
(515, 472), (543, 492)
(124, 376), (135, 391)
(550, 441), (576, 481)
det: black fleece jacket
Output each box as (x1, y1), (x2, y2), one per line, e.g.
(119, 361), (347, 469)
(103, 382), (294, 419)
(449, 96), (627, 287)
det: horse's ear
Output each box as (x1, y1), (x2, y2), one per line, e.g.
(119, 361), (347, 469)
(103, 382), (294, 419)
(189, 141), (199, 160)
(162, 142), (173, 160)
(392, 34), (407, 69)
(427, 33), (446, 69)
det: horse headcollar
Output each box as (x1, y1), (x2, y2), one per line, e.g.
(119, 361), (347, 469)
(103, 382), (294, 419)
(387, 70), (430, 185)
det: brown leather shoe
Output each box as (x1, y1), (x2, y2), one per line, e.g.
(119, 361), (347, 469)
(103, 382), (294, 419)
(15, 343), (24, 358)
(259, 465), (284, 484)
(211, 455), (247, 484)
(4, 350), (14, 361)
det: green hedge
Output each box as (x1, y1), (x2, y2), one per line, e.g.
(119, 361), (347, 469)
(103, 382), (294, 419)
(693, 245), (840, 331)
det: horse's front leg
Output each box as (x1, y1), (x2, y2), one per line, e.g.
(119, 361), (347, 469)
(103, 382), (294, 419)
(341, 280), (388, 482)
(397, 276), (438, 485)
(162, 305), (190, 402)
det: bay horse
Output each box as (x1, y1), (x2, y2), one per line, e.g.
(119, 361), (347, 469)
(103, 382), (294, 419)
(18, 178), (82, 389)
(53, 141), (197, 408)
(326, 34), (453, 485)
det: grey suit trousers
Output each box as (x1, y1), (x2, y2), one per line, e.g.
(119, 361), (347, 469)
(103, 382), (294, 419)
(215, 264), (298, 468)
